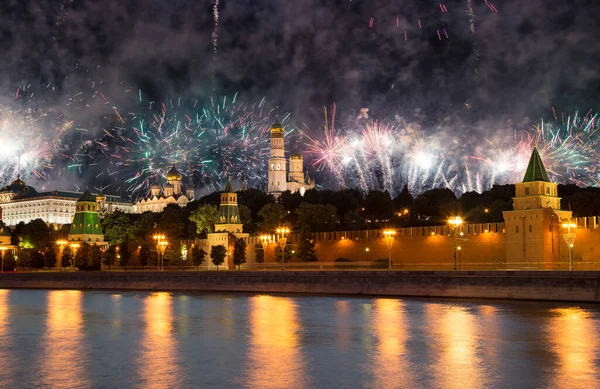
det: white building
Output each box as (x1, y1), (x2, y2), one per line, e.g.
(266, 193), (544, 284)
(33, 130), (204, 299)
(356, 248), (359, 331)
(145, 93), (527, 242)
(267, 121), (315, 197)
(134, 165), (194, 213)
(0, 177), (133, 226)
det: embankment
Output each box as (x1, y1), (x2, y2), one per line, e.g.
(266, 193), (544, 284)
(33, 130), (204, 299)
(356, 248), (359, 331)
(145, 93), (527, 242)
(1, 271), (600, 302)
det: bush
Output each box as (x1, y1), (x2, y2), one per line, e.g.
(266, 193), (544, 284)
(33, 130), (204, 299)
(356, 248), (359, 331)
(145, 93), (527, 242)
(370, 258), (389, 269)
(334, 258), (359, 269)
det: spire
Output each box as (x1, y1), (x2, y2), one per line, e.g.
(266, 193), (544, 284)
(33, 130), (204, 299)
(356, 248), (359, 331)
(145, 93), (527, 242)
(224, 177), (233, 193)
(522, 147), (550, 182)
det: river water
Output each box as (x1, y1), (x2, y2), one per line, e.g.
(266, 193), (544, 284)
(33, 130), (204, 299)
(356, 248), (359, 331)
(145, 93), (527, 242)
(0, 289), (599, 389)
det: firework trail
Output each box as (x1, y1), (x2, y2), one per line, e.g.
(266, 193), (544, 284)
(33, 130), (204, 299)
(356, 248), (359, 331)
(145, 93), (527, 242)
(212, 0), (220, 91)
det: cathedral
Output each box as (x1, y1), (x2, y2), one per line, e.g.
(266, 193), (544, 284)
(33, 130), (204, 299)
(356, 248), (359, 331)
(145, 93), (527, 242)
(134, 165), (194, 213)
(267, 121), (315, 196)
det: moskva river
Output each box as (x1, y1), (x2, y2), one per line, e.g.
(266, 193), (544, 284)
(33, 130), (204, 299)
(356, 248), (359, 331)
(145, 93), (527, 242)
(0, 289), (599, 389)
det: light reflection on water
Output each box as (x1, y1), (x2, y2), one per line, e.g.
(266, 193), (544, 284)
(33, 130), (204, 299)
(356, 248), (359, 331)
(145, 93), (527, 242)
(0, 290), (599, 388)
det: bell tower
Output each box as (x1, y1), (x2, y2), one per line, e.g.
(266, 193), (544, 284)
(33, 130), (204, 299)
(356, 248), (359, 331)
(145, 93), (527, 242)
(503, 147), (571, 268)
(267, 121), (287, 196)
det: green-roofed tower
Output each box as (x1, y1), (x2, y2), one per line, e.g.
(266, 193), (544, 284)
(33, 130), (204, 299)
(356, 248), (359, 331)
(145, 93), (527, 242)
(522, 147), (550, 182)
(215, 178), (243, 233)
(502, 148), (572, 268)
(68, 189), (107, 246)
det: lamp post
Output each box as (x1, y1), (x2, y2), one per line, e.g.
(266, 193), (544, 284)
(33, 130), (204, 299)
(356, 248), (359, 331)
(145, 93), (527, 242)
(56, 240), (67, 270)
(70, 243), (80, 270)
(383, 229), (396, 270)
(276, 227), (290, 270)
(0, 246), (6, 273)
(448, 216), (463, 271)
(158, 241), (168, 271)
(260, 235), (271, 270)
(561, 222), (577, 271)
(153, 234), (166, 271)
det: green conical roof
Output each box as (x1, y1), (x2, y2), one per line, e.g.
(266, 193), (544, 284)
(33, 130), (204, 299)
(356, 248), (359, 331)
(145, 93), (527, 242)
(522, 147), (550, 182)
(78, 189), (96, 203)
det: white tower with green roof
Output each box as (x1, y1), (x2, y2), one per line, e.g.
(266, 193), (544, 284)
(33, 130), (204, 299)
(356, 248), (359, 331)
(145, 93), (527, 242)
(68, 189), (107, 247)
(503, 147), (571, 268)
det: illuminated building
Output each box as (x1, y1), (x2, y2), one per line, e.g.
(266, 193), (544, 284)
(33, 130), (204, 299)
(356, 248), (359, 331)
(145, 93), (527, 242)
(134, 165), (195, 213)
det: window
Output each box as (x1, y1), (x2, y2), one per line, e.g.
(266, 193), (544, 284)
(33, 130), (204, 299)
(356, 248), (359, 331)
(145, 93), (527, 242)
(276, 164), (281, 170)
(516, 226), (519, 233)
(546, 187), (550, 195)
(525, 187), (530, 195)
(529, 225), (532, 233)
(271, 164), (274, 170)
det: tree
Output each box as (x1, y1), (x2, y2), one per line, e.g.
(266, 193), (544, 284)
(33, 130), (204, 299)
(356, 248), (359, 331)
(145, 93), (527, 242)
(61, 246), (73, 269)
(237, 189), (274, 220)
(103, 245), (117, 270)
(233, 238), (247, 269)
(18, 250), (31, 269)
(101, 211), (132, 245)
(159, 204), (187, 241)
(210, 245), (227, 270)
(139, 244), (151, 268)
(364, 190), (394, 222)
(189, 204), (218, 236)
(393, 184), (414, 211)
(295, 203), (339, 232)
(44, 249), (57, 269)
(258, 203), (285, 232)
(89, 245), (103, 271)
(31, 251), (45, 270)
(191, 245), (207, 270)
(20, 219), (52, 250)
(297, 232), (317, 262)
(254, 243), (264, 264)
(2, 252), (16, 271)
(239, 205), (253, 227)
(74, 242), (91, 270)
(274, 245), (292, 263)
(120, 240), (132, 268)
(129, 212), (157, 245)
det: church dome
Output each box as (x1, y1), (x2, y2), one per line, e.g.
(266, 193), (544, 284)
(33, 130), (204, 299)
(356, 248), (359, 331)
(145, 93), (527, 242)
(166, 165), (182, 181)
(290, 154), (303, 160)
(270, 122), (284, 134)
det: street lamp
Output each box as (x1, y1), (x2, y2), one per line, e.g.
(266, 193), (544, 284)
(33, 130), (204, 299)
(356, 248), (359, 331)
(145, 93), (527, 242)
(383, 229), (396, 270)
(561, 222), (577, 271)
(448, 216), (463, 271)
(153, 234), (166, 271)
(70, 243), (80, 270)
(0, 246), (6, 273)
(56, 240), (67, 270)
(259, 235), (271, 269)
(158, 241), (168, 271)
(276, 227), (290, 270)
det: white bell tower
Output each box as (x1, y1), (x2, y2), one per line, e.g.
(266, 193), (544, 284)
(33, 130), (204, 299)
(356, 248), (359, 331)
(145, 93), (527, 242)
(268, 121), (287, 196)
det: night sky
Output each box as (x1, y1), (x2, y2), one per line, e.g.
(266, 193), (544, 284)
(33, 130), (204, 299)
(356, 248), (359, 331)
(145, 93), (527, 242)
(0, 0), (599, 194)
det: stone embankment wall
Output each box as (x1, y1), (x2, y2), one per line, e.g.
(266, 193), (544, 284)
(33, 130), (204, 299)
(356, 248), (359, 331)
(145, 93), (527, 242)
(1, 271), (599, 302)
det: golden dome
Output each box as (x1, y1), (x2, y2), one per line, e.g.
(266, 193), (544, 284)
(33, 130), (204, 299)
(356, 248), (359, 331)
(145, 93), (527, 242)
(166, 165), (182, 181)
(270, 122), (284, 134)
(290, 154), (303, 160)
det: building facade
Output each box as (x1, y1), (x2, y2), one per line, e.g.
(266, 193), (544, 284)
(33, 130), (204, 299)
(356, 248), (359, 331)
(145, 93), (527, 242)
(135, 165), (194, 213)
(68, 189), (107, 248)
(267, 121), (315, 197)
(0, 177), (133, 226)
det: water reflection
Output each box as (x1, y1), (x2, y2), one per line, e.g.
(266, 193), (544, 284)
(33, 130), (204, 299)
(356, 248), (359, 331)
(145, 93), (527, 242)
(370, 299), (413, 389)
(0, 290), (14, 386)
(244, 295), (306, 389)
(547, 307), (599, 388)
(39, 290), (89, 388)
(428, 304), (486, 389)
(138, 292), (182, 389)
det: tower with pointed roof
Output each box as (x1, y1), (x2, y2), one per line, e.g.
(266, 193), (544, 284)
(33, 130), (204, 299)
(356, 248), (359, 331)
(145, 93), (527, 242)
(68, 189), (107, 247)
(503, 147), (571, 268)
(215, 178), (243, 233)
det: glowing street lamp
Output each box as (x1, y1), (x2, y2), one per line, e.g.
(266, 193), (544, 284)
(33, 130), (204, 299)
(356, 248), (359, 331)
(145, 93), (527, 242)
(70, 243), (80, 270)
(276, 227), (290, 270)
(153, 234), (166, 271)
(561, 222), (577, 271)
(56, 240), (67, 270)
(260, 235), (272, 269)
(0, 246), (7, 273)
(158, 241), (168, 271)
(383, 229), (397, 270)
(448, 216), (463, 271)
